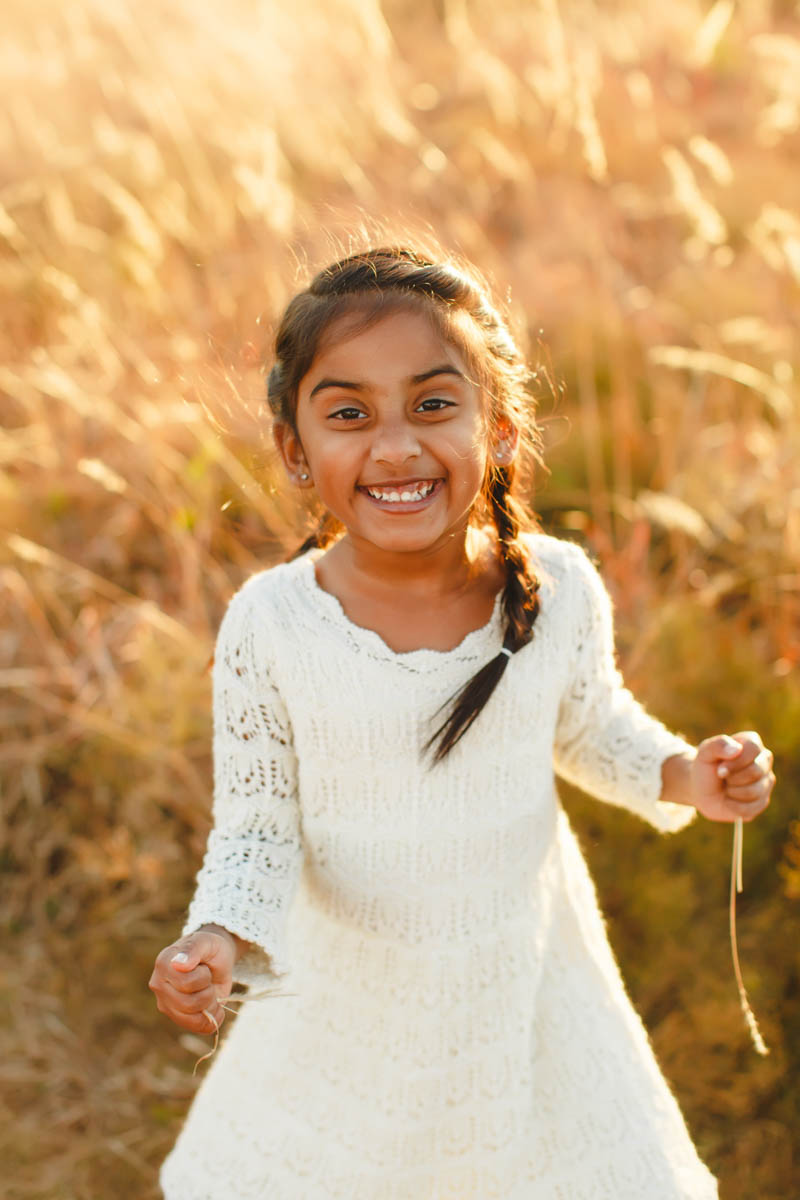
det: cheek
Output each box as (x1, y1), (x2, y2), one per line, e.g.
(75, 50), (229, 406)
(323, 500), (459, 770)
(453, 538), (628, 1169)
(448, 426), (490, 483)
(306, 441), (363, 499)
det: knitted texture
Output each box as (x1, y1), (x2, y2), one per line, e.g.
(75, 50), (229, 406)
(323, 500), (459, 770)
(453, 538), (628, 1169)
(161, 534), (717, 1199)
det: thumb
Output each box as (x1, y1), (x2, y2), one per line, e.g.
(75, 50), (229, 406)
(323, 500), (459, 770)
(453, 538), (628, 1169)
(696, 734), (743, 764)
(170, 931), (234, 984)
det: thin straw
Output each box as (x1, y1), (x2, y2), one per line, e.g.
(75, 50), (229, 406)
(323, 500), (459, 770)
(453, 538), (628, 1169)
(191, 988), (297, 1075)
(729, 817), (769, 1056)
(193, 1008), (221, 1076)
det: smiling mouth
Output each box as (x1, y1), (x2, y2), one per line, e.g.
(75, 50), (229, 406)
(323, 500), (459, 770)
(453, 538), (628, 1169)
(359, 479), (440, 504)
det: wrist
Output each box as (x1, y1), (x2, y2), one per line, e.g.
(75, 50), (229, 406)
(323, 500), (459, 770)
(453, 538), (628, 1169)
(196, 923), (251, 962)
(660, 749), (698, 807)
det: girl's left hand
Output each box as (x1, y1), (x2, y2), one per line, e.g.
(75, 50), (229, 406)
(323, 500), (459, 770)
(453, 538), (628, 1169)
(690, 731), (775, 823)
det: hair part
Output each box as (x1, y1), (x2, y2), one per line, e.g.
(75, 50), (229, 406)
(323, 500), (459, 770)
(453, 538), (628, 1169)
(268, 245), (544, 761)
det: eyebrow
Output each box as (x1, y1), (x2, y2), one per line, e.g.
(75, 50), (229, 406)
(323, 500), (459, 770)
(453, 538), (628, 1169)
(412, 364), (465, 385)
(308, 364), (465, 399)
(309, 377), (364, 399)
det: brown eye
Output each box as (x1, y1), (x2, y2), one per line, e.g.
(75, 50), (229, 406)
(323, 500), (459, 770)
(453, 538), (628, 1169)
(417, 398), (455, 413)
(329, 407), (366, 421)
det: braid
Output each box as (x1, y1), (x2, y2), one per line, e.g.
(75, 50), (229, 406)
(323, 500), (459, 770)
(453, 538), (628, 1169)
(289, 511), (344, 560)
(426, 469), (540, 763)
(489, 467), (540, 653)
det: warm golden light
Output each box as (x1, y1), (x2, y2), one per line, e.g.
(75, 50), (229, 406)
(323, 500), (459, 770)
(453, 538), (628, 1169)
(1, 1), (797, 1195)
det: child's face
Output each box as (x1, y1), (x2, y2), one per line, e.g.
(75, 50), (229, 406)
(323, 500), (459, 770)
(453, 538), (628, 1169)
(281, 308), (491, 559)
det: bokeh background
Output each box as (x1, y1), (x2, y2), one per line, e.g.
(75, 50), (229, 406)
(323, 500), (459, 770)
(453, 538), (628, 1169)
(2, 0), (799, 1196)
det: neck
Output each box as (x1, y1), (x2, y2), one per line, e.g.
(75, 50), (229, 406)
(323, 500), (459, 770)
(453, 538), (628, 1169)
(322, 526), (493, 601)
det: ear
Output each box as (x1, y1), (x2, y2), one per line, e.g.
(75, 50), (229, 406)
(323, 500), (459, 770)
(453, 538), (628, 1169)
(273, 421), (314, 488)
(490, 418), (520, 466)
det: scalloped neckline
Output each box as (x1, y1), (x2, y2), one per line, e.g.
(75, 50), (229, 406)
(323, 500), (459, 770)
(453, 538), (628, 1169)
(297, 552), (505, 664)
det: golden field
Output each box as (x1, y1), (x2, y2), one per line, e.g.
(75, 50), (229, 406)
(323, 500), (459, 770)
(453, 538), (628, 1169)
(1, 0), (798, 1196)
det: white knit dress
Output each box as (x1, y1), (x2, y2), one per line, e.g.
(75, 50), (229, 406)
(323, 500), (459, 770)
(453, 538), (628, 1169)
(160, 533), (718, 1199)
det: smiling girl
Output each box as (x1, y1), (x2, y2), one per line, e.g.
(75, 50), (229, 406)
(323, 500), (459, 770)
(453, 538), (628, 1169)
(150, 247), (774, 1199)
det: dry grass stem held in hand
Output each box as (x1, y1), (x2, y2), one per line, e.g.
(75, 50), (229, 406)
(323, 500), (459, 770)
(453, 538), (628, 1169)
(190, 990), (297, 1075)
(730, 819), (769, 1057)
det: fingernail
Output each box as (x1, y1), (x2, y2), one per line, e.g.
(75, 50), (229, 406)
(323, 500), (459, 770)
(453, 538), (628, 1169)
(171, 952), (189, 964)
(717, 765), (729, 778)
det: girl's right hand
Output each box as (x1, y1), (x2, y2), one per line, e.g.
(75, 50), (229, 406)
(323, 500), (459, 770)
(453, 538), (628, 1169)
(149, 929), (235, 1034)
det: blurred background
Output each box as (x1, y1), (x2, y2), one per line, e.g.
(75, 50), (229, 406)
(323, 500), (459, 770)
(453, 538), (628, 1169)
(1, 0), (798, 1196)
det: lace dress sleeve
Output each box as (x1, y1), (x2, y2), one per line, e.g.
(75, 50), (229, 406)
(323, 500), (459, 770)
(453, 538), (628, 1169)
(553, 544), (696, 833)
(183, 587), (303, 988)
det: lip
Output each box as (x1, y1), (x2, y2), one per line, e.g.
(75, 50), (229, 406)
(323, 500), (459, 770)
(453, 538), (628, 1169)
(357, 477), (441, 490)
(357, 477), (443, 511)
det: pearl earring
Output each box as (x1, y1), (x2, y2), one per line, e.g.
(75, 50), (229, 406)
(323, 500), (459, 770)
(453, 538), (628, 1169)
(299, 472), (309, 482)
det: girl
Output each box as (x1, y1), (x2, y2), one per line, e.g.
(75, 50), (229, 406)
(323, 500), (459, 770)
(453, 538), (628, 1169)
(150, 246), (775, 1199)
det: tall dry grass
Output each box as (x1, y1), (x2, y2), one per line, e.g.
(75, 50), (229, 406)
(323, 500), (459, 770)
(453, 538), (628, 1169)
(1, 0), (798, 1196)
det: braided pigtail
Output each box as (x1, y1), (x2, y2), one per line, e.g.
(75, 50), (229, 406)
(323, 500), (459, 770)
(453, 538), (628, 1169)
(290, 511), (344, 560)
(427, 468), (540, 763)
(489, 467), (540, 652)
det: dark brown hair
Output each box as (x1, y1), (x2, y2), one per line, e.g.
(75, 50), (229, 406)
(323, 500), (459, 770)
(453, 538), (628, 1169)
(267, 246), (542, 762)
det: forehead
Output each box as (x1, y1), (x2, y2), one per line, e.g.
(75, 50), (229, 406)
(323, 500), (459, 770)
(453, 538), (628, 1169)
(299, 308), (471, 390)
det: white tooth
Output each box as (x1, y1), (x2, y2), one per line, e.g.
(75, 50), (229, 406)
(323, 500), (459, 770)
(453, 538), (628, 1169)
(389, 491), (400, 502)
(400, 491), (411, 501)
(409, 492), (421, 501)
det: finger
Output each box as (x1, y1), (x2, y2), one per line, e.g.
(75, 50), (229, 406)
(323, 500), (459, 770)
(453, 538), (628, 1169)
(723, 794), (771, 822)
(723, 758), (770, 788)
(151, 951), (210, 991)
(724, 777), (773, 803)
(164, 964), (213, 994)
(697, 735), (743, 765)
(154, 991), (226, 1030)
(729, 731), (764, 765)
(162, 981), (220, 1015)
(175, 1006), (227, 1035)
(167, 936), (212, 971)
(712, 737), (764, 781)
(169, 932), (233, 988)
(201, 1007), (223, 1033)
(196, 1004), (226, 1033)
(732, 729), (763, 749)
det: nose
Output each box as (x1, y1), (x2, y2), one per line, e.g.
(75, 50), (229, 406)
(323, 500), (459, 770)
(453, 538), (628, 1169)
(369, 418), (422, 468)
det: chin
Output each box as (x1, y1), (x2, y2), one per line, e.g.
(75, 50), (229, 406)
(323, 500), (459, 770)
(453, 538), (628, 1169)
(362, 526), (446, 554)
